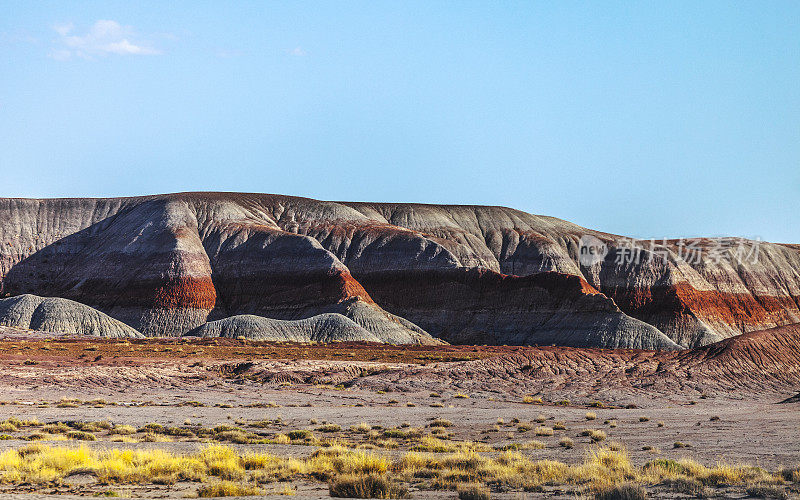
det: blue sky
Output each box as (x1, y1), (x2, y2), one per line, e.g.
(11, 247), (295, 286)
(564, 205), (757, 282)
(1, 1), (798, 242)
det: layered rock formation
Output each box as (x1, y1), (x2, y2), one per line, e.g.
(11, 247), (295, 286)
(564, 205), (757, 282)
(0, 294), (142, 338)
(0, 193), (797, 348)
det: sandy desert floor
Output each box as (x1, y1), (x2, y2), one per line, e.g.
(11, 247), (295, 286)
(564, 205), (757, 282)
(0, 332), (796, 499)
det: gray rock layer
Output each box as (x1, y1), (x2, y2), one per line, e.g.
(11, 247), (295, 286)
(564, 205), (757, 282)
(0, 294), (143, 338)
(186, 313), (383, 342)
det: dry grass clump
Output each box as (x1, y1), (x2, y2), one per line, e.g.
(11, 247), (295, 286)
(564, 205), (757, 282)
(65, 431), (96, 441)
(522, 395), (543, 404)
(316, 424), (342, 433)
(638, 417), (650, 422)
(534, 426), (554, 436)
(197, 481), (262, 497)
(582, 429), (607, 442)
(109, 425), (136, 435)
(411, 437), (490, 453)
(457, 482), (491, 500)
(329, 473), (409, 498)
(0, 439), (787, 497)
(559, 437), (574, 449)
(429, 418), (453, 428)
(641, 458), (782, 489)
(351, 422), (372, 434)
(586, 412), (597, 421)
(453, 393), (470, 399)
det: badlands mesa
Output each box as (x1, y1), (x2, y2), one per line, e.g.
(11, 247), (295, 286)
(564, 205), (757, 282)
(0, 192), (798, 348)
(0, 193), (799, 498)
(0, 193), (800, 350)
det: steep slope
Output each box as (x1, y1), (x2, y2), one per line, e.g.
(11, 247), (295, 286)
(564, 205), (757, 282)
(0, 193), (797, 348)
(0, 294), (143, 338)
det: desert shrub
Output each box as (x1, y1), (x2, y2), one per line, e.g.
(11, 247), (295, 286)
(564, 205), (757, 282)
(138, 423), (164, 434)
(457, 483), (491, 500)
(593, 483), (647, 500)
(328, 473), (409, 498)
(534, 426), (554, 436)
(287, 429), (314, 440)
(71, 421), (112, 432)
(197, 481), (261, 497)
(517, 423), (532, 433)
(65, 431), (96, 441)
(522, 396), (542, 404)
(553, 421), (566, 430)
(429, 419), (453, 428)
(586, 412), (597, 421)
(558, 437), (574, 449)
(453, 393), (469, 399)
(639, 417), (649, 422)
(109, 425), (136, 435)
(317, 424), (342, 433)
(42, 423), (70, 434)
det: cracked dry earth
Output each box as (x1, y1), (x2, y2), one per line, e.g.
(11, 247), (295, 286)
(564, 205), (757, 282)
(0, 329), (797, 498)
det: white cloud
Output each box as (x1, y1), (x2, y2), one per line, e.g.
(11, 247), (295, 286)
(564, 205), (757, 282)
(50, 20), (162, 60)
(287, 46), (306, 57)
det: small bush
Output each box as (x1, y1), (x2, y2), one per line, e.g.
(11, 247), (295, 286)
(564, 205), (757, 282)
(317, 424), (342, 433)
(329, 473), (409, 498)
(534, 426), (554, 436)
(457, 483), (491, 500)
(639, 417), (650, 422)
(559, 437), (574, 448)
(586, 412), (597, 421)
(453, 393), (470, 399)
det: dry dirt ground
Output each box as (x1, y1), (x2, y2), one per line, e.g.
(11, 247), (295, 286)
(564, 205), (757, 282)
(0, 330), (797, 499)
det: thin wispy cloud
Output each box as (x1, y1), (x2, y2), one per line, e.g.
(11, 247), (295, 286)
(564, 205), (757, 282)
(50, 20), (163, 60)
(287, 46), (307, 56)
